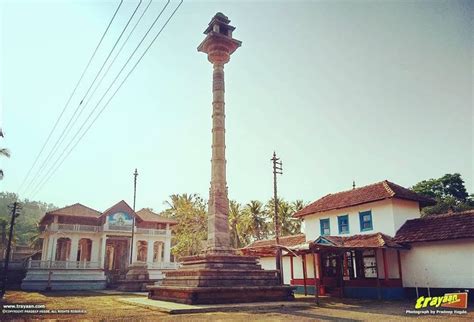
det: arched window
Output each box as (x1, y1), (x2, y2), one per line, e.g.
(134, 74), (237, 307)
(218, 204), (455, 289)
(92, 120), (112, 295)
(153, 241), (163, 263)
(137, 241), (148, 262)
(78, 238), (92, 262)
(55, 237), (71, 261)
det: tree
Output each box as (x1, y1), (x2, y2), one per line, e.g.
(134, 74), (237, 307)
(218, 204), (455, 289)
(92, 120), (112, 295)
(161, 194), (207, 259)
(243, 200), (268, 241)
(411, 173), (473, 215)
(265, 198), (304, 237)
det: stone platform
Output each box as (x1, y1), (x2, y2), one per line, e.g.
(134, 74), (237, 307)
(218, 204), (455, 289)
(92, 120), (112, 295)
(119, 297), (312, 314)
(147, 253), (295, 304)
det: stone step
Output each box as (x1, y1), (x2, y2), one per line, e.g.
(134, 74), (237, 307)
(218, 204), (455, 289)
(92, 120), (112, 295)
(162, 279), (281, 287)
(179, 263), (263, 270)
(148, 285), (296, 304)
(164, 269), (278, 278)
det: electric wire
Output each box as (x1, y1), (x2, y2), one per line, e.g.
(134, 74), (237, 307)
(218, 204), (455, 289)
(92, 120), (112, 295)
(17, 0), (124, 195)
(23, 0), (143, 197)
(30, 0), (183, 199)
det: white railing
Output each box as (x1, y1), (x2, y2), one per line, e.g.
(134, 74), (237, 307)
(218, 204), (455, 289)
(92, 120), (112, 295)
(148, 262), (180, 270)
(46, 223), (169, 236)
(47, 223), (101, 233)
(107, 224), (132, 232)
(28, 260), (101, 269)
(135, 228), (167, 236)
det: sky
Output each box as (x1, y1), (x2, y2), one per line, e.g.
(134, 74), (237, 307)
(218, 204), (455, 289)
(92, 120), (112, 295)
(0, 0), (472, 213)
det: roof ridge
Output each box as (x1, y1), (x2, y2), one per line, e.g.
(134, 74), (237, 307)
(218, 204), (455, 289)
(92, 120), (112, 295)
(322, 181), (389, 198)
(382, 180), (396, 197)
(48, 202), (100, 215)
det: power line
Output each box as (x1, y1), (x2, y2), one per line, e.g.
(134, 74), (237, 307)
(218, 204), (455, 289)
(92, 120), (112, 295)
(22, 0), (143, 197)
(30, 0), (183, 199)
(17, 0), (124, 195)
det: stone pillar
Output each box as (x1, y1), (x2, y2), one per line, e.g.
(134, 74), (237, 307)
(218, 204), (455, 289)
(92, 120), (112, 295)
(69, 236), (79, 262)
(206, 63), (231, 252)
(164, 237), (171, 263)
(146, 240), (154, 265)
(134, 241), (139, 262)
(198, 16), (241, 254)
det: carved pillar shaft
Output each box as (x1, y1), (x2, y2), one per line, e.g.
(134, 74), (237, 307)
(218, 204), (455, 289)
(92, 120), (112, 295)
(207, 63), (230, 251)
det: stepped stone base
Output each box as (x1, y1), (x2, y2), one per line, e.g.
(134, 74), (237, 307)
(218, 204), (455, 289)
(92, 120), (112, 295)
(117, 262), (154, 292)
(147, 253), (295, 304)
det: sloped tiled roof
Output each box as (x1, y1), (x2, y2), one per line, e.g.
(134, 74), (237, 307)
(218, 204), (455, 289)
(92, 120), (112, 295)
(39, 203), (101, 224)
(243, 234), (306, 249)
(240, 234), (307, 256)
(136, 208), (177, 225)
(317, 232), (403, 249)
(394, 210), (474, 243)
(294, 180), (435, 218)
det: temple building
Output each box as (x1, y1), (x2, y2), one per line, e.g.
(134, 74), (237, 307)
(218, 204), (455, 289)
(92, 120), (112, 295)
(21, 200), (178, 290)
(242, 180), (474, 299)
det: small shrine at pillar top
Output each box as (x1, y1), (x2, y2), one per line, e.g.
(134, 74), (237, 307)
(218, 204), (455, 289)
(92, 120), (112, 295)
(197, 12), (242, 65)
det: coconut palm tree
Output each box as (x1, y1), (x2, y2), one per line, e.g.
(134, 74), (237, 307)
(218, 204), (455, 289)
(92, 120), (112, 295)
(244, 200), (267, 241)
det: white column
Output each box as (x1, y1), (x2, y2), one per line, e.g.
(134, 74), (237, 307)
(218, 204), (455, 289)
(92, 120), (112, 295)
(91, 238), (100, 263)
(41, 236), (48, 260)
(100, 236), (107, 268)
(49, 235), (57, 261)
(69, 236), (79, 262)
(146, 240), (154, 265)
(157, 242), (163, 263)
(164, 236), (171, 263)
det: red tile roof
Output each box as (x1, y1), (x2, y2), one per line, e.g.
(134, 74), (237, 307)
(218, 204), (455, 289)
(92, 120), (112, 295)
(316, 233), (403, 249)
(39, 201), (176, 225)
(240, 234), (306, 257)
(394, 210), (474, 243)
(294, 180), (435, 218)
(39, 203), (101, 224)
(136, 208), (177, 225)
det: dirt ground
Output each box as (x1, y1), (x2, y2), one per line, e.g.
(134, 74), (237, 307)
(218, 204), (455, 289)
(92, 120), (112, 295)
(1, 291), (472, 321)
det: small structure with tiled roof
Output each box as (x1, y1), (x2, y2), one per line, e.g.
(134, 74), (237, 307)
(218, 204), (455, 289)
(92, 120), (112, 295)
(393, 210), (474, 292)
(22, 200), (178, 291)
(245, 180), (458, 300)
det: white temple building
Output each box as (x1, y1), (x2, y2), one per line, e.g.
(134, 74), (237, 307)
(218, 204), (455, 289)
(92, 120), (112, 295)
(22, 200), (178, 290)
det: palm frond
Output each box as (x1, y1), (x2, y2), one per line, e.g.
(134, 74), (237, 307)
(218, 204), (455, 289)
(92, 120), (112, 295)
(0, 148), (10, 158)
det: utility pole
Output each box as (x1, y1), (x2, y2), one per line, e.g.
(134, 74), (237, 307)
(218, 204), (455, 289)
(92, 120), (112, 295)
(271, 152), (283, 285)
(130, 169), (138, 265)
(1, 201), (21, 298)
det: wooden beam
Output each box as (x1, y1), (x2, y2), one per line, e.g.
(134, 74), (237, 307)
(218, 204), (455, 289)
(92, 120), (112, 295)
(374, 249), (382, 300)
(397, 250), (403, 280)
(302, 254), (308, 296)
(290, 255), (294, 281)
(312, 251), (319, 305)
(382, 248), (388, 281)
